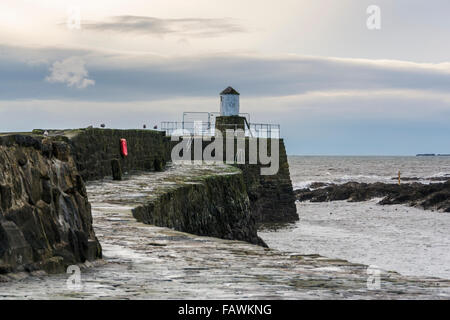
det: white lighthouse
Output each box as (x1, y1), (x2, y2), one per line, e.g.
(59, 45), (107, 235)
(220, 86), (240, 116)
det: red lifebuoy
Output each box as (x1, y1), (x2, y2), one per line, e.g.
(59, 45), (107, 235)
(120, 139), (128, 157)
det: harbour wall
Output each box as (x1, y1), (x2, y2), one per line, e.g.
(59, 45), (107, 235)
(62, 128), (298, 223)
(61, 128), (171, 181)
(0, 128), (297, 274)
(171, 136), (299, 223)
(132, 166), (267, 247)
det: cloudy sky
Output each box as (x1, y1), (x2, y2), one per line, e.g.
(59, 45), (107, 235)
(1, 0), (449, 155)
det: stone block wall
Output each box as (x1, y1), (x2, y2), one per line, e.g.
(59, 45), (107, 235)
(132, 169), (267, 247)
(235, 139), (298, 223)
(67, 128), (171, 181)
(171, 136), (299, 223)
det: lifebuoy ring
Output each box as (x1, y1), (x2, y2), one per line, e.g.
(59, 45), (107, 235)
(120, 139), (128, 157)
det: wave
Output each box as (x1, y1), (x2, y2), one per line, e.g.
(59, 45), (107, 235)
(334, 174), (392, 182)
(427, 172), (450, 178)
(293, 181), (316, 190)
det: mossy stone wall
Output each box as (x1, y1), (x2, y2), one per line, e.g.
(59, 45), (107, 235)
(68, 128), (171, 181)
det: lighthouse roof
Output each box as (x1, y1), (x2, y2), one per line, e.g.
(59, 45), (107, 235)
(220, 86), (240, 95)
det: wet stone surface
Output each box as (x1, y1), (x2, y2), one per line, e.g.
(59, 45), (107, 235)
(0, 165), (449, 299)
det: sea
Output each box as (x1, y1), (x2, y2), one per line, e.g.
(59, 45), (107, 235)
(259, 156), (450, 279)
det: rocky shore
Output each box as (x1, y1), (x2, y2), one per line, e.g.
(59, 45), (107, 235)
(295, 179), (450, 212)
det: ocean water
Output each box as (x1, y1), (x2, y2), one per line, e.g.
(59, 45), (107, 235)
(288, 156), (450, 189)
(259, 156), (450, 280)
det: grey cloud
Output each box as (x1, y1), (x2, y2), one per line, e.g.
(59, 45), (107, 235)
(82, 16), (244, 37)
(1, 44), (450, 103)
(0, 45), (91, 65)
(1, 46), (449, 155)
(78, 54), (450, 101)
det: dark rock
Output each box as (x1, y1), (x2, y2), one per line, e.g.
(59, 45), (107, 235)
(0, 220), (34, 268)
(295, 180), (450, 213)
(13, 135), (42, 150)
(0, 137), (101, 275)
(0, 185), (12, 211)
(40, 256), (66, 274)
(41, 139), (53, 158)
(75, 175), (87, 197)
(52, 141), (70, 161)
(29, 168), (42, 205)
(310, 182), (329, 189)
(15, 150), (28, 167)
(41, 179), (52, 204)
(52, 188), (61, 206)
(87, 238), (102, 261)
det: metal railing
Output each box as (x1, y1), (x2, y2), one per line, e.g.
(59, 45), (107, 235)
(182, 112), (251, 126)
(248, 123), (280, 139)
(161, 121), (213, 136)
(161, 121), (280, 139)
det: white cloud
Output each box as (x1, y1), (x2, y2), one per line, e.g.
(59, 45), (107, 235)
(46, 56), (95, 88)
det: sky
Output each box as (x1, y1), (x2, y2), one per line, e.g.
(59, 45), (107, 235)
(0, 0), (449, 155)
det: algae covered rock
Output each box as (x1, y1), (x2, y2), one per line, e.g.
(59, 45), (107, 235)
(132, 166), (267, 247)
